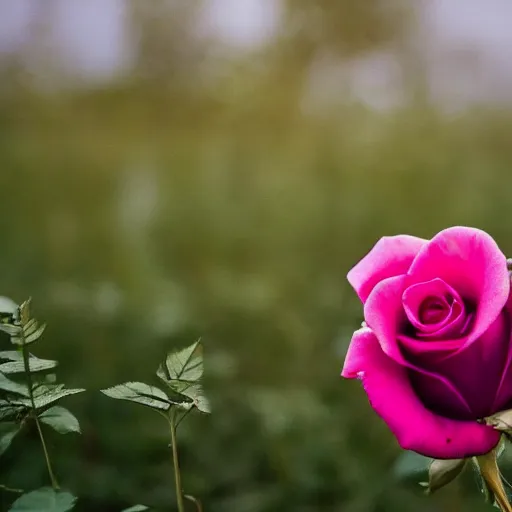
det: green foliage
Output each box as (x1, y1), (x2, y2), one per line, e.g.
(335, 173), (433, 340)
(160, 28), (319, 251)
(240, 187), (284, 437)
(29, 385), (85, 411)
(0, 297), (19, 316)
(39, 407), (81, 435)
(102, 340), (211, 416)
(0, 372), (30, 397)
(101, 382), (172, 411)
(157, 341), (211, 414)
(0, 357), (58, 375)
(0, 298), (83, 510)
(121, 506), (149, 512)
(8, 487), (77, 512)
(0, 422), (20, 456)
(0, 301), (46, 347)
(426, 459), (467, 494)
(157, 340), (203, 382)
(0, 351), (25, 362)
(1, 296), (210, 511)
(101, 341), (210, 511)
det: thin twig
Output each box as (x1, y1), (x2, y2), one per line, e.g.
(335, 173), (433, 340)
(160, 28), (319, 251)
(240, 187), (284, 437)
(185, 494), (203, 512)
(0, 484), (24, 494)
(169, 409), (185, 512)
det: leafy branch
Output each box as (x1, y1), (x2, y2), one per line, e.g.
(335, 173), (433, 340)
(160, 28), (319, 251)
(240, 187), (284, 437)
(0, 297), (84, 511)
(101, 340), (210, 512)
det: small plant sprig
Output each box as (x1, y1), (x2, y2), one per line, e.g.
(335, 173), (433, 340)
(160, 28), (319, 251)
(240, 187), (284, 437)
(101, 340), (210, 512)
(0, 297), (84, 511)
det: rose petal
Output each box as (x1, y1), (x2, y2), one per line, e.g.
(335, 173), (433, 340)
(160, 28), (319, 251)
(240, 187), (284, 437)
(364, 275), (466, 362)
(490, 294), (512, 412)
(364, 274), (407, 362)
(347, 235), (426, 303)
(398, 335), (461, 358)
(407, 227), (509, 349)
(417, 302), (465, 339)
(407, 369), (473, 420)
(347, 318), (473, 417)
(365, 274), (476, 409)
(402, 278), (465, 336)
(409, 311), (509, 419)
(342, 328), (500, 459)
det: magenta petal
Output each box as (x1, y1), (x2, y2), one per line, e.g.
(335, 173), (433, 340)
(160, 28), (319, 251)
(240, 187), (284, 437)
(491, 295), (512, 412)
(347, 325), (472, 417)
(408, 310), (508, 419)
(347, 235), (426, 303)
(407, 226), (509, 347)
(364, 274), (408, 362)
(342, 328), (500, 459)
(402, 278), (465, 336)
(398, 335), (461, 358)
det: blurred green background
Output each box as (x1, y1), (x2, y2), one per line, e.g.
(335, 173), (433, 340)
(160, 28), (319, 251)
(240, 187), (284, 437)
(1, 1), (512, 510)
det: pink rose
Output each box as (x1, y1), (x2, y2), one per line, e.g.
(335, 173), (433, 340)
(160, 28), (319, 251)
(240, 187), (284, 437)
(342, 227), (512, 459)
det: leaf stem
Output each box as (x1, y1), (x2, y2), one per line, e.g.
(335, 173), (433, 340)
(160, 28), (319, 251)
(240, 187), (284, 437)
(185, 494), (203, 512)
(33, 411), (59, 490)
(169, 409), (185, 512)
(0, 484), (24, 494)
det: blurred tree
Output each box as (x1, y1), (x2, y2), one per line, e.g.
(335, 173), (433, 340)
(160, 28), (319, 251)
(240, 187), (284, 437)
(282, 0), (406, 59)
(128, 0), (209, 88)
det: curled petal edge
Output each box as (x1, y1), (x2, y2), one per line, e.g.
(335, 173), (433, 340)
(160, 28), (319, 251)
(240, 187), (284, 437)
(341, 328), (500, 459)
(407, 226), (510, 352)
(347, 235), (426, 304)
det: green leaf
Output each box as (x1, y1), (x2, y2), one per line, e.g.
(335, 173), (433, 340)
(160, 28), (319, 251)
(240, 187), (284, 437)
(9, 321), (46, 347)
(393, 450), (432, 479)
(0, 297), (18, 315)
(121, 506), (149, 512)
(177, 383), (211, 413)
(100, 382), (171, 411)
(0, 422), (20, 457)
(5, 385), (85, 412)
(22, 318), (37, 338)
(19, 298), (31, 326)
(9, 487), (77, 511)
(24, 322), (46, 345)
(426, 458), (466, 494)
(39, 406), (81, 434)
(0, 372), (30, 397)
(192, 392), (211, 414)
(156, 342), (210, 414)
(0, 350), (23, 361)
(0, 324), (22, 337)
(161, 380), (210, 413)
(0, 358), (58, 375)
(31, 386), (85, 411)
(158, 341), (203, 383)
(0, 400), (27, 421)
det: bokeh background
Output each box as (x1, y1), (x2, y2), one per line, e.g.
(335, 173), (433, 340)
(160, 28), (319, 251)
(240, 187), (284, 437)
(1, 1), (512, 510)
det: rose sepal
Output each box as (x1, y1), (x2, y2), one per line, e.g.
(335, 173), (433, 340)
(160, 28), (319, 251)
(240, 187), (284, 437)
(484, 409), (512, 433)
(421, 458), (467, 494)
(475, 445), (512, 512)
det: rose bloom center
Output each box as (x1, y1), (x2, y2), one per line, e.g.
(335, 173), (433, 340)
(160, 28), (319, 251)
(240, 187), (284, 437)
(418, 295), (452, 325)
